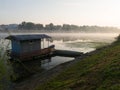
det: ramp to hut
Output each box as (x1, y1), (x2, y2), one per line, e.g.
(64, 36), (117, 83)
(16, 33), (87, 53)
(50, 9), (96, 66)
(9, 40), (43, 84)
(54, 50), (83, 58)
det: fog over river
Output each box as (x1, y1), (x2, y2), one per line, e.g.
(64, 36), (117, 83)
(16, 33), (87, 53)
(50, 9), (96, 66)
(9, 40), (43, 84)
(0, 32), (119, 69)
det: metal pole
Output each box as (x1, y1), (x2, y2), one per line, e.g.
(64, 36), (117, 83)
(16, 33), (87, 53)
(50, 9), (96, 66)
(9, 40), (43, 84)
(48, 39), (49, 47)
(43, 39), (44, 48)
(40, 39), (41, 49)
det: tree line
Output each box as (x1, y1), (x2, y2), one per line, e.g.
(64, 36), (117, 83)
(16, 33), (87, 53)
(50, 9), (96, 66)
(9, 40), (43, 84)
(18, 21), (80, 30)
(18, 21), (119, 32)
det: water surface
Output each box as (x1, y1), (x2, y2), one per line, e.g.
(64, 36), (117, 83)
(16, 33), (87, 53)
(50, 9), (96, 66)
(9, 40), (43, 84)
(0, 32), (119, 69)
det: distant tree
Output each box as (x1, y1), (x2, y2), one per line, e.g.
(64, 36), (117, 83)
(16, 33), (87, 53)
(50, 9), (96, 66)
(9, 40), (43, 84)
(35, 24), (44, 30)
(70, 25), (79, 30)
(45, 23), (54, 30)
(18, 21), (26, 29)
(18, 21), (35, 30)
(80, 25), (89, 31)
(62, 24), (71, 30)
(54, 25), (62, 30)
(25, 22), (35, 30)
(21, 21), (26, 26)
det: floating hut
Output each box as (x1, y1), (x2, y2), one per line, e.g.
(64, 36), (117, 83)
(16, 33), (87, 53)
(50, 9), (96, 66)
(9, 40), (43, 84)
(6, 34), (55, 61)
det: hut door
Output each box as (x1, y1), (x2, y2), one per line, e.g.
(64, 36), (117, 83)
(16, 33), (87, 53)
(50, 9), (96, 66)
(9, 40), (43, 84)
(29, 40), (41, 51)
(21, 41), (30, 53)
(29, 40), (34, 52)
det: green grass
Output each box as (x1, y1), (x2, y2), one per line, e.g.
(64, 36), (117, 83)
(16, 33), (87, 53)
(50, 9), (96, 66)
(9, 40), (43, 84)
(0, 60), (7, 89)
(0, 39), (11, 90)
(36, 37), (120, 90)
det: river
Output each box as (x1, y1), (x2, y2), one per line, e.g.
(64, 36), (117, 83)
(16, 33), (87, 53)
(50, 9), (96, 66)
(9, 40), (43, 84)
(0, 32), (119, 69)
(40, 33), (119, 69)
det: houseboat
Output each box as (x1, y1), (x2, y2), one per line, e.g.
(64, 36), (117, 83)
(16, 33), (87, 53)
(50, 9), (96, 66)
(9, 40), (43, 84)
(6, 34), (55, 61)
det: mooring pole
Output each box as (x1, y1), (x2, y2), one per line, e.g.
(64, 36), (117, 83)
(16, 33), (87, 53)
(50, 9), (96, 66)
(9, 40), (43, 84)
(48, 39), (49, 47)
(43, 39), (44, 48)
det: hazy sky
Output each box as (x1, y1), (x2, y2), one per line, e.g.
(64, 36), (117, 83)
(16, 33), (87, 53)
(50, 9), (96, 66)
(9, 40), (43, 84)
(0, 0), (120, 27)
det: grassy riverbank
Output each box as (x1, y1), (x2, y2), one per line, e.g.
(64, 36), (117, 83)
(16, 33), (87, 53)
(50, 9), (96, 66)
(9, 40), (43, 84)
(0, 40), (12, 90)
(36, 36), (120, 90)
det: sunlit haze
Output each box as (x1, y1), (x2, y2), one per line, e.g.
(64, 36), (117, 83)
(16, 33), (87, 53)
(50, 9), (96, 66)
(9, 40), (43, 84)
(0, 0), (120, 27)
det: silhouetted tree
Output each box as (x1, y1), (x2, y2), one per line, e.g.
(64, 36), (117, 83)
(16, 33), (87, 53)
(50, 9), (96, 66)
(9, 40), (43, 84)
(54, 25), (62, 30)
(18, 21), (35, 30)
(18, 21), (26, 29)
(45, 23), (54, 30)
(62, 24), (71, 30)
(25, 22), (35, 30)
(35, 24), (44, 30)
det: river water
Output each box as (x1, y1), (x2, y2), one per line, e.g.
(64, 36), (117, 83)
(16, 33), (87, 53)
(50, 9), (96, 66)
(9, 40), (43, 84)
(41, 33), (119, 69)
(0, 32), (119, 69)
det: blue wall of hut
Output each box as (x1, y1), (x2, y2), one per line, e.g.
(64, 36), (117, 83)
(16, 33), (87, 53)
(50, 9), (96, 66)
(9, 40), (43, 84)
(12, 40), (21, 54)
(11, 40), (41, 54)
(21, 40), (41, 53)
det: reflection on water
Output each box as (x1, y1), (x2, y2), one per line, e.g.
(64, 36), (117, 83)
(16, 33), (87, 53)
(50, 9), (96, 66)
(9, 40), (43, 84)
(41, 56), (73, 70)
(0, 32), (119, 69)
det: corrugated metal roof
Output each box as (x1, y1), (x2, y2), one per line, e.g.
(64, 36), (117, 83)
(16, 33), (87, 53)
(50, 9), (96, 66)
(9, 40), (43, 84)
(5, 34), (51, 41)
